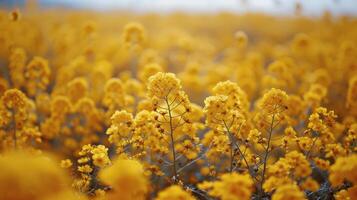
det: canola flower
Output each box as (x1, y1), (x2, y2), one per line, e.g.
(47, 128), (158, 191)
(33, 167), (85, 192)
(99, 158), (148, 200)
(155, 185), (195, 200)
(198, 173), (254, 200)
(0, 151), (85, 200)
(0, 4), (356, 200)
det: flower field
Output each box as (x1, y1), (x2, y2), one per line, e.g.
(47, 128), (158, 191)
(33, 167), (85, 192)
(0, 2), (356, 200)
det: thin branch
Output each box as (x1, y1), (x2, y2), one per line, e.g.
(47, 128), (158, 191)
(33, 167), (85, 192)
(165, 97), (178, 181)
(177, 144), (211, 173)
(259, 113), (276, 198)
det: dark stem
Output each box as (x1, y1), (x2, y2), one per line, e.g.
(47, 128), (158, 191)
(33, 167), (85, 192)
(12, 109), (17, 149)
(223, 121), (251, 174)
(165, 98), (178, 181)
(259, 113), (275, 198)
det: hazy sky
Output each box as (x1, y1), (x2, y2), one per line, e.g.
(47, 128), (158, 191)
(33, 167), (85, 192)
(4, 0), (357, 16)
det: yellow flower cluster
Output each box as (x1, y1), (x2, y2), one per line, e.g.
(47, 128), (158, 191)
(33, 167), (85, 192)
(72, 144), (110, 193)
(204, 80), (247, 132)
(155, 185), (195, 200)
(258, 88), (288, 116)
(272, 184), (306, 200)
(106, 110), (133, 142)
(148, 72), (182, 99)
(122, 22), (147, 49)
(99, 158), (148, 200)
(329, 154), (357, 187)
(25, 56), (50, 97)
(264, 151), (312, 193)
(198, 173), (253, 200)
(0, 89), (41, 150)
(0, 151), (84, 200)
(0, 4), (357, 200)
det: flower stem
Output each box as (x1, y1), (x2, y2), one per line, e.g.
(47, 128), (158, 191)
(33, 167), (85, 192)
(223, 121), (251, 173)
(165, 98), (178, 181)
(260, 113), (275, 198)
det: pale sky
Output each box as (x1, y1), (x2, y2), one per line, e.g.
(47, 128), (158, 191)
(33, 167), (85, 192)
(5, 0), (357, 16)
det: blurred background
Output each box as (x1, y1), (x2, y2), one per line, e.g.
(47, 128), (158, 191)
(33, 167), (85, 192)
(1, 0), (357, 16)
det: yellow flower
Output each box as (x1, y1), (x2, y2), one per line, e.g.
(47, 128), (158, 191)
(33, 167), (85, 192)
(347, 75), (357, 109)
(264, 151), (311, 192)
(198, 173), (253, 200)
(204, 94), (244, 133)
(285, 151), (311, 177)
(314, 158), (330, 170)
(291, 33), (312, 54)
(67, 78), (88, 103)
(60, 159), (73, 168)
(325, 143), (347, 158)
(259, 88), (288, 115)
(235, 31), (248, 48)
(103, 78), (127, 110)
(8, 48), (27, 88)
(303, 84), (327, 107)
(155, 185), (195, 200)
(272, 184), (306, 200)
(78, 165), (93, 173)
(122, 22), (146, 47)
(148, 72), (181, 99)
(106, 110), (133, 142)
(212, 80), (249, 114)
(91, 145), (111, 168)
(92, 153), (110, 168)
(1, 88), (27, 109)
(284, 126), (297, 138)
(139, 63), (163, 82)
(300, 177), (319, 192)
(25, 56), (51, 96)
(334, 188), (354, 200)
(2, 8), (357, 200)
(78, 157), (90, 164)
(99, 158), (148, 200)
(263, 177), (292, 193)
(247, 129), (262, 143)
(329, 154), (357, 187)
(0, 151), (80, 200)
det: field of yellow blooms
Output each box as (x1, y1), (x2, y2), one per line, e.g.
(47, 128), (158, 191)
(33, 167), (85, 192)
(0, 5), (357, 200)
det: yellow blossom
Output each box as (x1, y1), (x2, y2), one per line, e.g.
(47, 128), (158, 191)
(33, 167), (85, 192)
(99, 158), (148, 200)
(60, 159), (73, 168)
(198, 173), (253, 200)
(155, 185), (195, 200)
(272, 184), (306, 200)
(0, 151), (82, 200)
